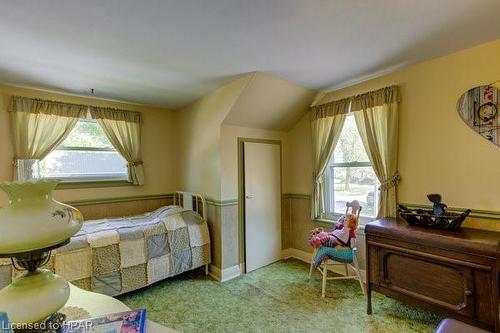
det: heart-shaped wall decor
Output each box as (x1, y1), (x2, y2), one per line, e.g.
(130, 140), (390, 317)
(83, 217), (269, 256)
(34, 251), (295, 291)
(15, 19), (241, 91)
(457, 85), (499, 147)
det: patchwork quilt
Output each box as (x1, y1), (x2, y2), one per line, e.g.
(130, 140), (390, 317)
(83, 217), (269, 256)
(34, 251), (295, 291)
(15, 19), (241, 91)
(0, 206), (211, 296)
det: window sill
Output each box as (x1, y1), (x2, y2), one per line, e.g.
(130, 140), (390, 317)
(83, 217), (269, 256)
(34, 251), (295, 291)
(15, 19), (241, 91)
(55, 179), (133, 190)
(314, 213), (376, 226)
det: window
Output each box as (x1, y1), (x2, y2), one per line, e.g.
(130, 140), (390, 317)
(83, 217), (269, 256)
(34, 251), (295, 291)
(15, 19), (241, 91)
(324, 115), (379, 218)
(39, 118), (128, 182)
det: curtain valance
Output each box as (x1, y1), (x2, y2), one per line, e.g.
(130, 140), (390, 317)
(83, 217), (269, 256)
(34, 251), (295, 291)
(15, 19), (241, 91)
(310, 98), (351, 120)
(90, 106), (142, 123)
(9, 96), (88, 118)
(9, 96), (143, 123)
(311, 85), (400, 117)
(350, 85), (400, 112)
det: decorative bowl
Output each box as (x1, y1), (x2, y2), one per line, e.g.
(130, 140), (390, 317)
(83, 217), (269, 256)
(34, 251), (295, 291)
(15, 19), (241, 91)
(397, 204), (471, 230)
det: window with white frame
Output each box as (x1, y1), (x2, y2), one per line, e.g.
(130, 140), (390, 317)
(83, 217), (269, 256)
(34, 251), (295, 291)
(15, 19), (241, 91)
(323, 114), (379, 218)
(39, 117), (128, 182)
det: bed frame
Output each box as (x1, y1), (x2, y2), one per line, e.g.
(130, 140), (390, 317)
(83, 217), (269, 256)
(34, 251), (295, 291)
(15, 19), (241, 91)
(174, 191), (207, 220)
(174, 191), (209, 275)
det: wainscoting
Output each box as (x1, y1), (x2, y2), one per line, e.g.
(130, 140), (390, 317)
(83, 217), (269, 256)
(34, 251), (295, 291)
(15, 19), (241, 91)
(205, 198), (238, 274)
(67, 194), (174, 220)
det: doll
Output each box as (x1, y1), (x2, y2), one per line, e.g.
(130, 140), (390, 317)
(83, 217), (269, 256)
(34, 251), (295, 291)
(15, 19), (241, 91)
(307, 213), (358, 249)
(327, 213), (358, 248)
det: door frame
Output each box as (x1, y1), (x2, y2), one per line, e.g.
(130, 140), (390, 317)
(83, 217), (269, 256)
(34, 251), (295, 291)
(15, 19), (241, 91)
(237, 137), (282, 273)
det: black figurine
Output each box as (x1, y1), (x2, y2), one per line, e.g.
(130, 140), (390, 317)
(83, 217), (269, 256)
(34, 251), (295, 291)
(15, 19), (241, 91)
(427, 194), (447, 215)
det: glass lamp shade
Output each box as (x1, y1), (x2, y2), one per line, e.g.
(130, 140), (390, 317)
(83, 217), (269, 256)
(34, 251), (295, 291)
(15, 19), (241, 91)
(0, 180), (83, 323)
(0, 181), (83, 254)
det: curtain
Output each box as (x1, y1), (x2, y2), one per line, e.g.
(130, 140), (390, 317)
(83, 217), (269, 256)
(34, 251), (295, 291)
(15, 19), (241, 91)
(9, 96), (87, 181)
(310, 98), (350, 219)
(90, 107), (144, 185)
(351, 86), (400, 218)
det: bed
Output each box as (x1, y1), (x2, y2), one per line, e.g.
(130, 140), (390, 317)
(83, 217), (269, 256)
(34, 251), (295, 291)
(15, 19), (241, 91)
(0, 192), (211, 296)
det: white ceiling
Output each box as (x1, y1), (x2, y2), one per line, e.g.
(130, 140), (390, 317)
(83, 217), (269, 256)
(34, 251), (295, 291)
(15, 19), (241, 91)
(1, 0), (500, 109)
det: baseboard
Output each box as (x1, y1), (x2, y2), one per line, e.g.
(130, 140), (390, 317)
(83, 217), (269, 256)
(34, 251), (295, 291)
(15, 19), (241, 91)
(209, 264), (242, 282)
(282, 248), (311, 262)
(208, 265), (221, 281)
(282, 247), (366, 283)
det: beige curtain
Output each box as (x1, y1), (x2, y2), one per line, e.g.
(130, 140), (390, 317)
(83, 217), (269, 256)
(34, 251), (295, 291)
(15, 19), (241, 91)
(90, 107), (144, 185)
(9, 96), (87, 181)
(351, 86), (400, 218)
(310, 98), (350, 219)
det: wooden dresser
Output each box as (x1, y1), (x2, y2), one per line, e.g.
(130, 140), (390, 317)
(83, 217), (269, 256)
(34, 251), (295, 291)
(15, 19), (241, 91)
(365, 218), (499, 332)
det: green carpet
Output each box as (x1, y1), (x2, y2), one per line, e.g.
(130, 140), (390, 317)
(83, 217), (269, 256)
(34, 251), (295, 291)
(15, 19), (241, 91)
(118, 259), (441, 333)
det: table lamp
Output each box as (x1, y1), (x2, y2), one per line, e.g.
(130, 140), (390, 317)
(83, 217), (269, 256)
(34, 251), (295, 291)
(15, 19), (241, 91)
(0, 180), (83, 324)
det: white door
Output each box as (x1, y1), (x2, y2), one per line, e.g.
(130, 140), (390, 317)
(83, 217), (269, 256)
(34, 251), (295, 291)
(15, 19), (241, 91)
(244, 141), (281, 272)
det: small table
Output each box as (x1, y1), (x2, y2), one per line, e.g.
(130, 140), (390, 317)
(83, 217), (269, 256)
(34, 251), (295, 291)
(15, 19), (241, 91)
(65, 284), (177, 333)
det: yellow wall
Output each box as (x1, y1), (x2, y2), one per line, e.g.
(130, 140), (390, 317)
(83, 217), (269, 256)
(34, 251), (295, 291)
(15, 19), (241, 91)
(287, 39), (500, 231)
(283, 113), (313, 195)
(176, 75), (252, 200)
(0, 85), (177, 205)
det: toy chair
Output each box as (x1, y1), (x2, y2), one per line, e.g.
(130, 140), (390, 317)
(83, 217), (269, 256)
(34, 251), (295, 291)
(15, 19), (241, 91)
(308, 200), (365, 298)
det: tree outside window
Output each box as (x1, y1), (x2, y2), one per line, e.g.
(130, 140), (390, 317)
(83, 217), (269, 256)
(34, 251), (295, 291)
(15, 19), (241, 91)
(323, 114), (379, 218)
(39, 119), (128, 181)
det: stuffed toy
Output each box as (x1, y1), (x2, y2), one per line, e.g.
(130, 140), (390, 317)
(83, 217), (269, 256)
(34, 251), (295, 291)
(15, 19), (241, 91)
(307, 214), (358, 249)
(308, 227), (327, 248)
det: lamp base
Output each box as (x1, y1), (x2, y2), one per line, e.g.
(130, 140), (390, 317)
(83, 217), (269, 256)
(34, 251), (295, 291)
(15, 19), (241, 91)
(12, 313), (66, 333)
(0, 269), (70, 324)
(0, 240), (71, 324)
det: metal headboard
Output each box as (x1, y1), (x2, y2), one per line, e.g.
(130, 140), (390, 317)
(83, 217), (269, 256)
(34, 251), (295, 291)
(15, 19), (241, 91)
(173, 191), (207, 220)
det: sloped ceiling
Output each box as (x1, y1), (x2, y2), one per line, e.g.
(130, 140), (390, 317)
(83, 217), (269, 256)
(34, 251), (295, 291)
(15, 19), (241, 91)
(223, 73), (316, 131)
(1, 0), (500, 108)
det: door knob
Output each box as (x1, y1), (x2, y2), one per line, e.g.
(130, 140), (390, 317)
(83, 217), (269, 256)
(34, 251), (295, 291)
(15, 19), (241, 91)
(245, 195), (254, 199)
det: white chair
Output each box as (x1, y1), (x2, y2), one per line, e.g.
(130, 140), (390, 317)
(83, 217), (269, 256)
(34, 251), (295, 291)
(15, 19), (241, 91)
(308, 200), (365, 298)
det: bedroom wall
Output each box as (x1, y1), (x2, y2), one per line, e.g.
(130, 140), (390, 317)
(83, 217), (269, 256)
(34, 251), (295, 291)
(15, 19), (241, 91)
(284, 38), (500, 260)
(175, 75), (253, 201)
(0, 84), (177, 206)
(175, 74), (253, 270)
